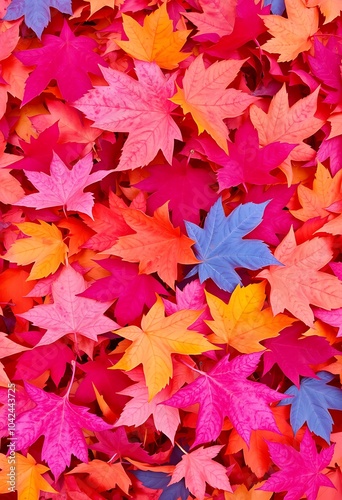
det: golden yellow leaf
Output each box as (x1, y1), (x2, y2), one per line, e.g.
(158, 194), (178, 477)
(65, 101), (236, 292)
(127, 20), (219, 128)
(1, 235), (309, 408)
(3, 220), (68, 280)
(205, 282), (293, 353)
(116, 3), (191, 70)
(0, 453), (57, 500)
(111, 295), (219, 400)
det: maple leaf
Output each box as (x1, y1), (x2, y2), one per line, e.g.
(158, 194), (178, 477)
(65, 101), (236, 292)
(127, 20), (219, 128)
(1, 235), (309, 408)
(259, 428), (335, 500)
(103, 202), (199, 289)
(168, 445), (232, 500)
(0, 168), (25, 204)
(4, 0), (72, 38)
(263, 324), (338, 387)
(205, 282), (293, 353)
(290, 162), (342, 222)
(19, 265), (119, 347)
(163, 352), (287, 447)
(80, 259), (168, 324)
(225, 481), (273, 499)
(182, 0), (237, 41)
(0, 452), (57, 499)
(74, 61), (182, 171)
(185, 198), (279, 292)
(116, 3), (190, 70)
(16, 20), (105, 103)
(2, 220), (68, 280)
(242, 184), (299, 246)
(264, 0), (285, 14)
(260, 0), (319, 62)
(278, 371), (342, 443)
(216, 120), (294, 190)
(15, 382), (112, 480)
(111, 295), (218, 400)
(250, 85), (324, 181)
(85, 0), (115, 16)
(0, 331), (29, 359)
(133, 471), (190, 500)
(163, 279), (211, 334)
(69, 460), (131, 494)
(170, 54), (257, 153)
(14, 151), (113, 218)
(135, 158), (218, 230)
(308, 38), (342, 105)
(258, 227), (342, 327)
(306, 0), (342, 23)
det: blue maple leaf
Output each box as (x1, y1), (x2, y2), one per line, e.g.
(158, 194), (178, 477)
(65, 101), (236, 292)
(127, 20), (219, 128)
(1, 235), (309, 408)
(4, 0), (72, 38)
(263, 0), (285, 15)
(185, 198), (280, 292)
(133, 471), (189, 500)
(278, 371), (342, 443)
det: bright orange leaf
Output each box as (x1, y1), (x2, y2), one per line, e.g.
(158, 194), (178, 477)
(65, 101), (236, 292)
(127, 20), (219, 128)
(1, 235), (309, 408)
(111, 295), (219, 400)
(291, 162), (342, 222)
(69, 459), (131, 494)
(103, 202), (199, 289)
(0, 453), (57, 500)
(205, 282), (293, 353)
(305, 0), (342, 23)
(116, 3), (191, 70)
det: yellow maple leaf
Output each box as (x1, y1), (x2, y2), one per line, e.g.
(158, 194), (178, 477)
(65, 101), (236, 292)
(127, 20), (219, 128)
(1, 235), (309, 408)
(260, 0), (319, 62)
(205, 282), (293, 354)
(116, 3), (191, 70)
(111, 295), (219, 400)
(3, 220), (68, 280)
(0, 453), (57, 500)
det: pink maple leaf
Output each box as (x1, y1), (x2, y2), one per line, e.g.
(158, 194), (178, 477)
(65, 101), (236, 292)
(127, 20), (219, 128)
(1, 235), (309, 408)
(19, 266), (119, 348)
(15, 382), (112, 480)
(14, 151), (113, 218)
(259, 429), (335, 500)
(163, 352), (287, 447)
(16, 20), (106, 103)
(74, 61), (182, 171)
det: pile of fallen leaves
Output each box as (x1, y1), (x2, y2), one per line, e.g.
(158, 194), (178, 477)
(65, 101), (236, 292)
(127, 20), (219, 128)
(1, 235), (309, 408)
(0, 0), (342, 498)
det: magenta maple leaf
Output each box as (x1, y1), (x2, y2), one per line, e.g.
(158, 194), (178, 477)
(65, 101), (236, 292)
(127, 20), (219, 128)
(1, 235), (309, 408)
(217, 120), (294, 190)
(309, 38), (342, 105)
(79, 259), (168, 324)
(15, 382), (112, 480)
(163, 352), (287, 447)
(262, 324), (338, 387)
(74, 61), (182, 171)
(14, 151), (113, 218)
(19, 266), (119, 348)
(135, 159), (218, 230)
(10, 123), (59, 173)
(259, 429), (335, 500)
(15, 20), (106, 103)
(242, 184), (299, 246)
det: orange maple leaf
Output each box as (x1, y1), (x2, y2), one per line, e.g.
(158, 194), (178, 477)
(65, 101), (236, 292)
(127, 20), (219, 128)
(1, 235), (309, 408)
(116, 3), (191, 70)
(305, 0), (342, 24)
(258, 227), (342, 327)
(205, 282), (293, 354)
(111, 295), (219, 400)
(103, 202), (199, 289)
(260, 0), (319, 62)
(170, 54), (256, 153)
(291, 162), (342, 222)
(69, 459), (131, 494)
